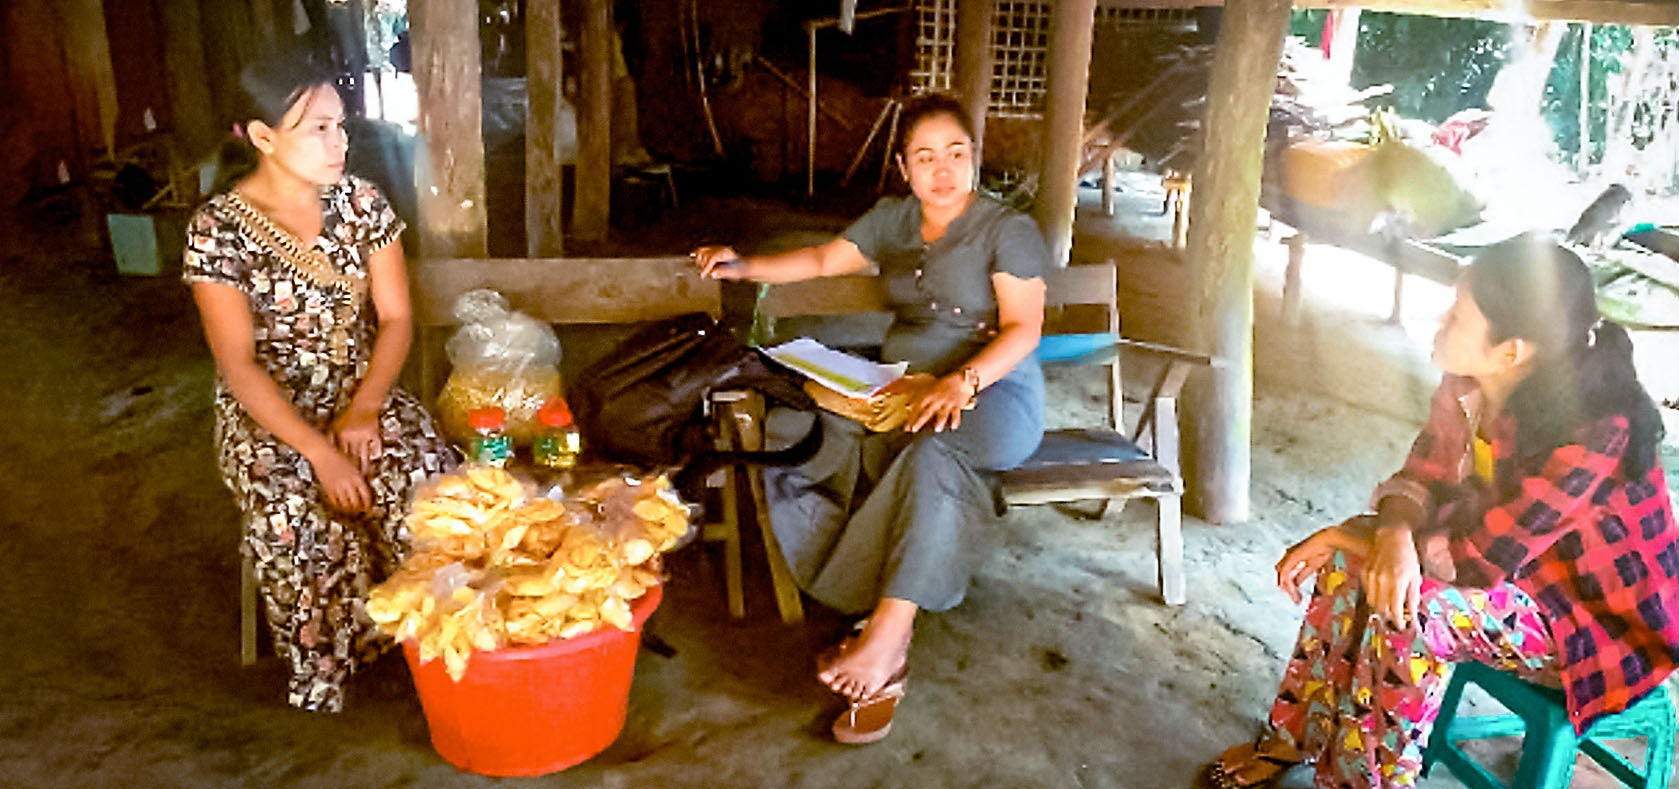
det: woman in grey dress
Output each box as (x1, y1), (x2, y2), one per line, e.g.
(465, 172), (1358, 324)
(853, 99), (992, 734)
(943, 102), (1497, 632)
(692, 93), (1048, 743)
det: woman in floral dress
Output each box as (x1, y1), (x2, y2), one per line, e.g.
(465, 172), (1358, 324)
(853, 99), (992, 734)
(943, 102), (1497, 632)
(182, 51), (453, 712)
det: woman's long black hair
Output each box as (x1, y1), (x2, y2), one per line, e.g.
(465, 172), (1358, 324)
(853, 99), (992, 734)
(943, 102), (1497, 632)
(1466, 233), (1664, 481)
(209, 48), (340, 195)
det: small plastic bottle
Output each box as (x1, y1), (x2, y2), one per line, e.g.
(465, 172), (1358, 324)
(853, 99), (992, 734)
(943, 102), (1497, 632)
(532, 397), (582, 470)
(466, 406), (514, 467)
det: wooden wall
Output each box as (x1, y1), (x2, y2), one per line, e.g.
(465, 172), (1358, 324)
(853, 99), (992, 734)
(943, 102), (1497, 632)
(2, 0), (286, 208)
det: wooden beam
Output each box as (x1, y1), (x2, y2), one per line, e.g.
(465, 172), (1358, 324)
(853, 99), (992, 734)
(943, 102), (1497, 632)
(1182, 0), (1290, 525)
(573, 0), (613, 243)
(1033, 0), (1098, 268)
(411, 257), (720, 326)
(954, 0), (997, 170)
(526, 0), (564, 256)
(410, 0), (488, 258)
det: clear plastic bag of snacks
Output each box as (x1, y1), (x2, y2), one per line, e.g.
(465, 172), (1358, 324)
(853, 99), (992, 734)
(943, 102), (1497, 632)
(436, 289), (563, 447)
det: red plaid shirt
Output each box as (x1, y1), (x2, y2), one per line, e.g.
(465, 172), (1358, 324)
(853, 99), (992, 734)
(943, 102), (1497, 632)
(1373, 375), (1679, 731)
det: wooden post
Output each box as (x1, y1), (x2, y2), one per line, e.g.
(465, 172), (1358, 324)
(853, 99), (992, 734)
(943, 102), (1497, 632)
(1032, 0), (1097, 268)
(1182, 0), (1290, 525)
(954, 0), (996, 169)
(410, 0), (488, 258)
(526, 0), (564, 256)
(573, 0), (613, 243)
(160, 0), (217, 159)
(250, 0), (278, 56)
(61, 0), (118, 161)
(807, 24), (818, 198)
(1101, 150), (1116, 216)
(1281, 233), (1306, 324)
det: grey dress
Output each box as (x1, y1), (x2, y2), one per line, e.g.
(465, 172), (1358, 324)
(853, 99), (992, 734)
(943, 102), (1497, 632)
(764, 194), (1047, 613)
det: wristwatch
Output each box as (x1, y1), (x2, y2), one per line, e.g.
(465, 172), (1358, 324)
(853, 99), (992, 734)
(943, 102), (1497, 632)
(960, 366), (980, 405)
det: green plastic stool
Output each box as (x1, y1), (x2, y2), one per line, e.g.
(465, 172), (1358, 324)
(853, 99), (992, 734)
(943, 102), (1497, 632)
(1422, 661), (1675, 788)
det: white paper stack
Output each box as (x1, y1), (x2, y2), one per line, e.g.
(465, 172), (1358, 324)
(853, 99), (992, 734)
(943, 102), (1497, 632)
(763, 338), (906, 398)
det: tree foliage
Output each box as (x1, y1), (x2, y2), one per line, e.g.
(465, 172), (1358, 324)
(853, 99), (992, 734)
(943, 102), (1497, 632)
(1288, 11), (1665, 169)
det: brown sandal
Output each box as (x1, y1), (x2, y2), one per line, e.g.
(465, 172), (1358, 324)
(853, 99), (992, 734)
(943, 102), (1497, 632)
(1204, 741), (1302, 789)
(830, 664), (908, 745)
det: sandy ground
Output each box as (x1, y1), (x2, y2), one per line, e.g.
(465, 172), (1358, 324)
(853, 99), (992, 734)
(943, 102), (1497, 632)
(1, 176), (1674, 788)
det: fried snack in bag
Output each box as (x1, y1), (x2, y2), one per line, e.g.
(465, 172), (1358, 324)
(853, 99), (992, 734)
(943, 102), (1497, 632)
(370, 465), (691, 681)
(436, 289), (563, 447)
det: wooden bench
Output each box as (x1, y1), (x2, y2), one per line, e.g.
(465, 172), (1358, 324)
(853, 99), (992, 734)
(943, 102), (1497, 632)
(752, 260), (1215, 605)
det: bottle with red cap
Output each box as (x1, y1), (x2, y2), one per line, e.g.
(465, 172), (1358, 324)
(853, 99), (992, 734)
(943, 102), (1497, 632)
(532, 397), (582, 470)
(466, 406), (514, 467)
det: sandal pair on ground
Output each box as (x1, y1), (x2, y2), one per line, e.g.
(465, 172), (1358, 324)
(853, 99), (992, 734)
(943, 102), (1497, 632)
(819, 622), (909, 745)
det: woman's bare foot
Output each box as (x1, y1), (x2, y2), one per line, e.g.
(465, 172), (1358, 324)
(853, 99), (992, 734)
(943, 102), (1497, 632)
(817, 599), (916, 700)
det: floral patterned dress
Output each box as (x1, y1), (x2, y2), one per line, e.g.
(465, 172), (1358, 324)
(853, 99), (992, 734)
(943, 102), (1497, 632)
(182, 174), (455, 712)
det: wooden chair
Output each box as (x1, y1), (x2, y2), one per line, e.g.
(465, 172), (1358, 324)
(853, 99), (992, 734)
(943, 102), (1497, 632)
(750, 260), (1214, 605)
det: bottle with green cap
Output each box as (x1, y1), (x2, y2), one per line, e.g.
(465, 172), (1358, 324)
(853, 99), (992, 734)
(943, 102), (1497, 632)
(532, 397), (582, 470)
(466, 406), (514, 467)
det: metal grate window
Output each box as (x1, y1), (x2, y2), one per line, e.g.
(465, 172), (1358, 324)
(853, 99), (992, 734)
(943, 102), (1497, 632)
(911, 1), (1196, 119)
(911, 0), (1049, 119)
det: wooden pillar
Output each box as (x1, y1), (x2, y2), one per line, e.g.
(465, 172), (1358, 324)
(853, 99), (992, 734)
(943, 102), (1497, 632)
(410, 0), (488, 258)
(250, 0), (279, 56)
(954, 0), (996, 169)
(1031, 0), (1096, 268)
(61, 0), (118, 160)
(1182, 0), (1289, 525)
(201, 0), (260, 136)
(526, 0), (564, 256)
(161, 0), (218, 159)
(573, 0), (612, 243)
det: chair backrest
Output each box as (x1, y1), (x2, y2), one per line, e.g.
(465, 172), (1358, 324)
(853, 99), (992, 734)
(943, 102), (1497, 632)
(409, 256), (723, 403)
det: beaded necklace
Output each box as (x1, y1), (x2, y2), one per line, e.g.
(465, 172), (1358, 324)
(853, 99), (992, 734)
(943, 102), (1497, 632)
(228, 190), (367, 365)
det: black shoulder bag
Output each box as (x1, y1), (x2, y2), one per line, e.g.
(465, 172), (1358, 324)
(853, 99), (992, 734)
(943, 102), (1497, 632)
(569, 312), (819, 489)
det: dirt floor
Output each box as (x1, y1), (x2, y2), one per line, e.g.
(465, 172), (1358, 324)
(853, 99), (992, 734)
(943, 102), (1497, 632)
(2, 173), (1676, 788)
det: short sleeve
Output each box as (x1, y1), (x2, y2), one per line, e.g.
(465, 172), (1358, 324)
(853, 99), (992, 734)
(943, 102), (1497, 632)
(840, 197), (912, 263)
(348, 175), (406, 251)
(180, 200), (249, 293)
(990, 210), (1049, 280)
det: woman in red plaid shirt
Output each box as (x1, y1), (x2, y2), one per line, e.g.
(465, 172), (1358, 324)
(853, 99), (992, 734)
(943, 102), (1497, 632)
(1208, 234), (1679, 788)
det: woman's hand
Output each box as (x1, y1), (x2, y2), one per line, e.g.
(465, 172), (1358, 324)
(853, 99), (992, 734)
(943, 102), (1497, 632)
(691, 245), (747, 280)
(1366, 525), (1423, 628)
(1276, 524), (1364, 605)
(1417, 532), (1456, 583)
(331, 405), (383, 475)
(309, 447), (373, 513)
(902, 372), (974, 433)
